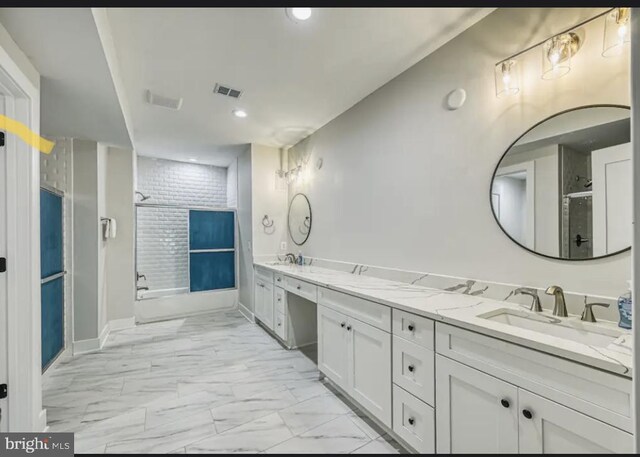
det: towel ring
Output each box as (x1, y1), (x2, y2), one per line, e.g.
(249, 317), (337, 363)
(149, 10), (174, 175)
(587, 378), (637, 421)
(262, 215), (274, 228)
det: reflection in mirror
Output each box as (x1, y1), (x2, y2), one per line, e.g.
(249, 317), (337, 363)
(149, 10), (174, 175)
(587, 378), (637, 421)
(288, 193), (312, 246)
(491, 106), (630, 260)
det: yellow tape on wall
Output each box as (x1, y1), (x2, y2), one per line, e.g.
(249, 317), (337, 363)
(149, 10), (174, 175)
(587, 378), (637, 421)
(0, 114), (55, 154)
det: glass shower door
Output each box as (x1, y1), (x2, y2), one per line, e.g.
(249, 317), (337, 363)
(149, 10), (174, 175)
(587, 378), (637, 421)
(40, 187), (65, 370)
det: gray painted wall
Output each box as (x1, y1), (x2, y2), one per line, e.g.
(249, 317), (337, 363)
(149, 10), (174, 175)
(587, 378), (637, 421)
(72, 139), (100, 341)
(288, 8), (630, 299)
(237, 146), (254, 312)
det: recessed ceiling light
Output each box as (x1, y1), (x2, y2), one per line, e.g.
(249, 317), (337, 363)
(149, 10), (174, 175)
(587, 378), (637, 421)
(232, 109), (248, 118)
(286, 8), (312, 22)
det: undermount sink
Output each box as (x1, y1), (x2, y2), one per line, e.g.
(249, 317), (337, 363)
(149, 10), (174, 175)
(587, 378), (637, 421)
(477, 308), (627, 348)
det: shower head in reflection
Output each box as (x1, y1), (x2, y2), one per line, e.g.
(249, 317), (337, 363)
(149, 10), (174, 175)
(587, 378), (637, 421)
(136, 191), (151, 201)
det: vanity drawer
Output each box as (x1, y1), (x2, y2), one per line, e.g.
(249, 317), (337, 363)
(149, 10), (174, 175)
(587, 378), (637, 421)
(284, 276), (317, 302)
(255, 267), (273, 284)
(275, 312), (287, 340)
(318, 287), (391, 332)
(393, 336), (434, 405)
(392, 309), (434, 350)
(274, 273), (284, 286)
(274, 287), (286, 315)
(436, 322), (633, 432)
(392, 384), (435, 454)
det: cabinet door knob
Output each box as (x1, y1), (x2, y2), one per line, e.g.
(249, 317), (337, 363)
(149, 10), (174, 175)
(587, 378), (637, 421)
(407, 365), (415, 373)
(522, 409), (533, 419)
(346, 325), (352, 331)
(501, 399), (510, 408)
(277, 278), (281, 282)
(277, 298), (281, 302)
(407, 324), (415, 332)
(340, 322), (346, 328)
(407, 417), (415, 425)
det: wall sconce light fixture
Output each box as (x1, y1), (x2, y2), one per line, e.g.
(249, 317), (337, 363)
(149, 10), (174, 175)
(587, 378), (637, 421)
(603, 7), (630, 57)
(541, 33), (580, 80)
(495, 59), (520, 97)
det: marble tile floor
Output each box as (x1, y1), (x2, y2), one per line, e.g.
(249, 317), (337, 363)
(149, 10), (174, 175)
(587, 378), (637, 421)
(43, 310), (406, 454)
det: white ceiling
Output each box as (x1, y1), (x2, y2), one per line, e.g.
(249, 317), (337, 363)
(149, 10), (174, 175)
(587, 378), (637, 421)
(0, 8), (131, 148)
(107, 7), (493, 166)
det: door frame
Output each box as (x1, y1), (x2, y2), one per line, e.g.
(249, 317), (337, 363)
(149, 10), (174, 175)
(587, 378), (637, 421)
(494, 161), (536, 250)
(0, 41), (44, 431)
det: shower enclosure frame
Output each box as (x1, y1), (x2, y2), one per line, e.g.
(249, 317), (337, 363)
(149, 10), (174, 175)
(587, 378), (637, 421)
(134, 202), (239, 302)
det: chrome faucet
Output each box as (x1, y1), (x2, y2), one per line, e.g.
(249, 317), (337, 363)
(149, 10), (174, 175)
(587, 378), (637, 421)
(580, 302), (610, 323)
(545, 285), (568, 317)
(512, 287), (543, 312)
(283, 253), (297, 264)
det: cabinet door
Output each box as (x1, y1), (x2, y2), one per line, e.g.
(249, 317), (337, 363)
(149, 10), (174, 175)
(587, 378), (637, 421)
(518, 389), (633, 454)
(348, 318), (392, 427)
(317, 305), (349, 390)
(261, 281), (274, 330)
(436, 355), (518, 454)
(254, 280), (264, 322)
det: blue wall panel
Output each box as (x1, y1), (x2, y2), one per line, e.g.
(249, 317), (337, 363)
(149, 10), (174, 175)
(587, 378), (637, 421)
(189, 251), (235, 292)
(189, 210), (234, 250)
(41, 277), (64, 369)
(40, 189), (63, 278)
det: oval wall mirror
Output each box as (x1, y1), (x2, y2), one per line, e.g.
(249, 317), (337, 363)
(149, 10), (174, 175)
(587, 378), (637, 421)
(288, 193), (312, 246)
(490, 105), (631, 260)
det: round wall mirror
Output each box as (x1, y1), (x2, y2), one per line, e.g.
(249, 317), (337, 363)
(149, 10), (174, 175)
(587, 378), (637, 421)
(490, 105), (630, 260)
(288, 193), (312, 246)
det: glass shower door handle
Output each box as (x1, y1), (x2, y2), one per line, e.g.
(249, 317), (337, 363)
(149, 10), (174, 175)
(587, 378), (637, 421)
(574, 234), (589, 247)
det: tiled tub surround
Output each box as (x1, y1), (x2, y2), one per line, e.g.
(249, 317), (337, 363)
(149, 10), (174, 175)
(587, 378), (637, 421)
(255, 261), (632, 377)
(43, 311), (405, 454)
(136, 156), (228, 293)
(264, 255), (624, 323)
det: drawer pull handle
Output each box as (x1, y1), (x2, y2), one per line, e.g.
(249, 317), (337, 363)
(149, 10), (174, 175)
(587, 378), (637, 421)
(500, 399), (510, 408)
(340, 322), (346, 328)
(277, 298), (281, 302)
(407, 324), (415, 332)
(407, 365), (415, 373)
(522, 409), (533, 419)
(346, 325), (352, 331)
(277, 278), (281, 282)
(407, 417), (415, 426)
(296, 285), (301, 290)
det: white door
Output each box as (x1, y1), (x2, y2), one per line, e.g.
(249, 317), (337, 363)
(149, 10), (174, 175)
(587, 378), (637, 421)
(592, 143), (631, 256)
(262, 281), (274, 330)
(347, 318), (392, 427)
(436, 355), (518, 454)
(0, 127), (7, 432)
(518, 389), (632, 453)
(317, 305), (349, 390)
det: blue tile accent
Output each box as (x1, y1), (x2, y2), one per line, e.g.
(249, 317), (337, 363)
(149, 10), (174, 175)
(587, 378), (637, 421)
(40, 189), (63, 279)
(189, 251), (235, 292)
(189, 210), (234, 250)
(41, 277), (64, 369)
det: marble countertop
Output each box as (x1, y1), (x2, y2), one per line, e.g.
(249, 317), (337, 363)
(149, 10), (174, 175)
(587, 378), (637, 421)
(254, 262), (632, 378)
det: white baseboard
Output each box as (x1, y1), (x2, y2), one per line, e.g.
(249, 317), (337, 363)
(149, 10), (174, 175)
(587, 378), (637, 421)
(108, 316), (136, 331)
(72, 337), (101, 355)
(99, 322), (110, 348)
(38, 409), (48, 432)
(238, 302), (254, 322)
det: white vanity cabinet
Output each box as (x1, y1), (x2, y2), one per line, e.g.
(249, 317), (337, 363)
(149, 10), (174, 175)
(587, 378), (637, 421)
(254, 278), (274, 330)
(435, 323), (633, 454)
(317, 288), (392, 428)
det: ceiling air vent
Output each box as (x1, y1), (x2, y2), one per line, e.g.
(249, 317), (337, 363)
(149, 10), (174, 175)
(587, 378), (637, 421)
(213, 83), (242, 99)
(145, 90), (183, 110)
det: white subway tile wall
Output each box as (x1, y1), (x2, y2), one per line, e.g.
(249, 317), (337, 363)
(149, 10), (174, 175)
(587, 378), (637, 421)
(136, 157), (228, 293)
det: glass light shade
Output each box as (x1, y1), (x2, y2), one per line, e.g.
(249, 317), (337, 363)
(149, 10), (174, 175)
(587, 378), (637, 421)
(495, 60), (520, 97)
(541, 34), (576, 80)
(603, 7), (631, 57)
